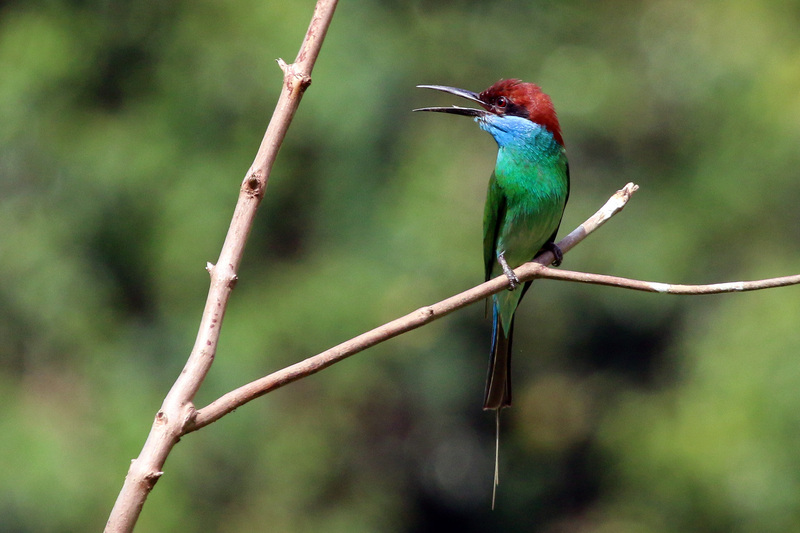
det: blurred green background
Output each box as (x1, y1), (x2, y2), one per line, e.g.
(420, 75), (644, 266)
(2, 0), (800, 531)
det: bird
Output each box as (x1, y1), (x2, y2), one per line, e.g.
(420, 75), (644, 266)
(414, 79), (570, 504)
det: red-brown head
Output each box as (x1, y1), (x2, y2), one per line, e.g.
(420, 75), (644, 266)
(414, 79), (564, 147)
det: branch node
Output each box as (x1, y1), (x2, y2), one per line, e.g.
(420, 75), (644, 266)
(144, 471), (164, 482)
(182, 405), (198, 429)
(206, 262), (215, 275)
(277, 59), (312, 95)
(243, 172), (264, 199)
(417, 306), (435, 322)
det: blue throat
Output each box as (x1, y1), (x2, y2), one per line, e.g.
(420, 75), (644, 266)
(476, 114), (560, 154)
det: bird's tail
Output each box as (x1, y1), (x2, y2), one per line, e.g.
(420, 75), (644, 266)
(483, 304), (513, 410)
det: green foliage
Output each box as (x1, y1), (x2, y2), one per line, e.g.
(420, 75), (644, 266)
(1, 0), (799, 531)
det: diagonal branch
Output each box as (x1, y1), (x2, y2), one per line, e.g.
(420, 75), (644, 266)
(188, 183), (640, 431)
(189, 179), (800, 432)
(104, 2), (339, 532)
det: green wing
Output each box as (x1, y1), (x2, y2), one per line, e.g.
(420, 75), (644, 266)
(483, 171), (507, 283)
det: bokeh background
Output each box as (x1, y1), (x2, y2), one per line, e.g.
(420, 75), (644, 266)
(3, 0), (800, 531)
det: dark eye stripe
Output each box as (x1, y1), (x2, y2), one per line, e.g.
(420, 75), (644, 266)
(504, 101), (529, 119)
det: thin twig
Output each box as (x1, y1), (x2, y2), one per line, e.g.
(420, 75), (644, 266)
(535, 267), (800, 294)
(104, 2), (339, 531)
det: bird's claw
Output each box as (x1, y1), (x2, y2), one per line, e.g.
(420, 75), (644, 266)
(497, 253), (519, 291)
(543, 242), (564, 267)
(505, 271), (519, 291)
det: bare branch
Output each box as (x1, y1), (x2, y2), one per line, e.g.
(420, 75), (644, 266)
(190, 179), (800, 430)
(535, 267), (800, 294)
(104, 2), (339, 531)
(189, 183), (641, 431)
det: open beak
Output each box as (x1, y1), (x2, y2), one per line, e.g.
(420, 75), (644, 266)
(413, 85), (488, 117)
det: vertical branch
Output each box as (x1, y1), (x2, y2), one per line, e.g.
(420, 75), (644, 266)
(104, 1), (339, 532)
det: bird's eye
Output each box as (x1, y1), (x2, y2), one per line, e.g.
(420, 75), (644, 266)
(496, 96), (508, 108)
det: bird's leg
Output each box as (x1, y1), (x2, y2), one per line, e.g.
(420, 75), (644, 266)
(542, 242), (564, 267)
(497, 252), (519, 291)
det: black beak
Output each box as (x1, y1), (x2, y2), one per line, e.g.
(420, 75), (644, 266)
(413, 85), (488, 117)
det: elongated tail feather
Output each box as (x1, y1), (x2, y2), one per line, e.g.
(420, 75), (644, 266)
(483, 305), (514, 410)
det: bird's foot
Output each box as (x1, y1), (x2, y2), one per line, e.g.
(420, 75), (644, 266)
(543, 242), (564, 267)
(504, 271), (520, 290)
(497, 253), (519, 291)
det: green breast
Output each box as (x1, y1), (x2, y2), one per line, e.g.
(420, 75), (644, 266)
(490, 146), (569, 275)
(485, 140), (569, 333)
